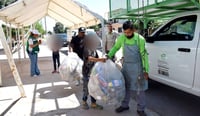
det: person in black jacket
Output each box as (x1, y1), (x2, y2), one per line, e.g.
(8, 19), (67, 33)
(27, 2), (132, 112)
(69, 27), (86, 85)
(69, 27), (86, 59)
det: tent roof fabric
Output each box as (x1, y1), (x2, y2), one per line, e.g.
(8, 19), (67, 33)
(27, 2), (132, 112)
(0, 0), (103, 29)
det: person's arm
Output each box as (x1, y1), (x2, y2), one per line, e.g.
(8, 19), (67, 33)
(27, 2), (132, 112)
(30, 42), (40, 48)
(88, 56), (106, 62)
(28, 39), (35, 48)
(29, 39), (41, 48)
(69, 37), (75, 52)
(83, 48), (106, 63)
(139, 38), (149, 73)
(69, 43), (73, 52)
(139, 38), (149, 79)
(104, 34), (107, 53)
(107, 35), (123, 59)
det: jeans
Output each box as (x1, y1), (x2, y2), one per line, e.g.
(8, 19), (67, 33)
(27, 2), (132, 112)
(82, 76), (96, 103)
(28, 52), (40, 76)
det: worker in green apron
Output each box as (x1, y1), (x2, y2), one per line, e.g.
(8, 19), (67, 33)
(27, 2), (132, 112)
(107, 21), (149, 116)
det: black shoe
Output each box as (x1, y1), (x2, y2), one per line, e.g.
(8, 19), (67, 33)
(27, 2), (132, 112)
(137, 110), (147, 116)
(115, 106), (129, 113)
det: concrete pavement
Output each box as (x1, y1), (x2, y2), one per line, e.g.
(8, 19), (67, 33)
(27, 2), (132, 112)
(0, 44), (160, 116)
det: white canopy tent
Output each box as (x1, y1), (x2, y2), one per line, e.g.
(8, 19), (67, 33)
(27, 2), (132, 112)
(0, 0), (105, 97)
(0, 0), (104, 29)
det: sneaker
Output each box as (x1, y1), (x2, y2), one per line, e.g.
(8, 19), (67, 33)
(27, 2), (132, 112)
(137, 110), (147, 116)
(32, 75), (38, 77)
(52, 70), (57, 73)
(82, 101), (89, 110)
(91, 103), (103, 110)
(75, 80), (80, 86)
(115, 106), (129, 113)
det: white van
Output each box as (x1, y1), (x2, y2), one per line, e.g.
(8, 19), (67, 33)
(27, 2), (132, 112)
(146, 11), (200, 97)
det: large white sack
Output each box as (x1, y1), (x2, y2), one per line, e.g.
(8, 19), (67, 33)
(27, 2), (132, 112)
(59, 52), (83, 82)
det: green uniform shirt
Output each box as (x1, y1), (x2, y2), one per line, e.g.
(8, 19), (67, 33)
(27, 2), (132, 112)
(108, 32), (149, 73)
(26, 36), (40, 54)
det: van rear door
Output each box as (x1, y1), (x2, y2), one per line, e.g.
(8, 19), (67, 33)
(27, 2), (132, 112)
(147, 15), (198, 88)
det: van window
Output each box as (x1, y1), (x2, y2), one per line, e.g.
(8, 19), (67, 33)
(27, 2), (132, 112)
(156, 15), (197, 41)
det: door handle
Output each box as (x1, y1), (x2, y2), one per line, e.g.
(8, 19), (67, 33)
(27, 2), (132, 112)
(178, 48), (191, 52)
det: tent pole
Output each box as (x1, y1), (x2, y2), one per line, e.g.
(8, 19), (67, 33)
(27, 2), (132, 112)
(0, 24), (26, 97)
(101, 19), (105, 55)
(6, 20), (10, 48)
(17, 26), (21, 60)
(0, 61), (2, 86)
(22, 27), (26, 58)
(9, 23), (12, 50)
(15, 28), (17, 52)
(44, 16), (47, 34)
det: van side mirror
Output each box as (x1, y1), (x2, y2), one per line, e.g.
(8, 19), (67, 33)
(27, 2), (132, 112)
(146, 36), (155, 43)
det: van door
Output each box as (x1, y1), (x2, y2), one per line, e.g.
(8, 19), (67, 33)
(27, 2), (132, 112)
(147, 15), (198, 88)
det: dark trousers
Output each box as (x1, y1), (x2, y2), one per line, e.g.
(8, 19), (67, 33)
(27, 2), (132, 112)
(82, 76), (96, 103)
(52, 51), (60, 71)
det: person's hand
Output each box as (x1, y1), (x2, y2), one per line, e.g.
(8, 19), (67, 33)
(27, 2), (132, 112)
(99, 58), (106, 63)
(143, 72), (149, 80)
(68, 47), (73, 52)
(68, 49), (71, 52)
(38, 40), (42, 44)
(105, 54), (110, 60)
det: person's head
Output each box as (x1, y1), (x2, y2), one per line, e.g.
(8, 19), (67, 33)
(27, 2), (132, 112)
(31, 29), (40, 38)
(78, 27), (86, 38)
(107, 23), (113, 33)
(123, 21), (135, 39)
(84, 32), (100, 50)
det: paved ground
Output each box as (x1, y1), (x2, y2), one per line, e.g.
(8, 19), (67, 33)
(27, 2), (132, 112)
(0, 44), (160, 116)
(146, 80), (200, 116)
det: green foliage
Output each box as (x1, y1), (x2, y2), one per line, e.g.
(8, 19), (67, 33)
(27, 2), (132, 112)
(148, 20), (164, 30)
(2, 24), (19, 40)
(53, 22), (65, 33)
(34, 21), (45, 35)
(89, 25), (98, 31)
(47, 31), (52, 35)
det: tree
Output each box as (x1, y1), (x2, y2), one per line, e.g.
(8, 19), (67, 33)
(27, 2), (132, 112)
(34, 21), (45, 35)
(53, 22), (66, 33)
(47, 31), (52, 35)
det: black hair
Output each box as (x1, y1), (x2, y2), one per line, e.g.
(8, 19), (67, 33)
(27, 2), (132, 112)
(123, 21), (134, 30)
(30, 32), (34, 36)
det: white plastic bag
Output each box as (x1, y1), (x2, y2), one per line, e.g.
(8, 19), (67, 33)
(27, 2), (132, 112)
(88, 60), (125, 105)
(59, 52), (83, 82)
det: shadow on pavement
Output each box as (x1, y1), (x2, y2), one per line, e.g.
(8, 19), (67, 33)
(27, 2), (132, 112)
(0, 97), (22, 116)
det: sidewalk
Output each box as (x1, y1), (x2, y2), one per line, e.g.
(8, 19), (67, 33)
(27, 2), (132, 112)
(0, 45), (160, 116)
